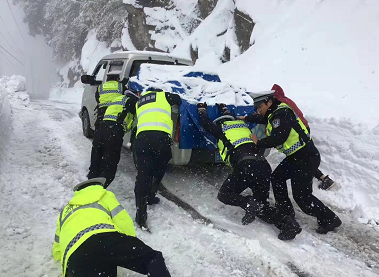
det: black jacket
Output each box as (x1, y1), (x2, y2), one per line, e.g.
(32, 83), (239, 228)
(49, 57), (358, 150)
(246, 102), (318, 161)
(198, 111), (265, 168)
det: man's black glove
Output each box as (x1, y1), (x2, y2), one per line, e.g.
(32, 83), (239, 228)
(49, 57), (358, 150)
(216, 103), (229, 114)
(197, 102), (207, 114)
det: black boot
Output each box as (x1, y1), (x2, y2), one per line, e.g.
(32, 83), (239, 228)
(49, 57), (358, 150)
(147, 196), (160, 205)
(242, 197), (259, 225)
(135, 196), (150, 232)
(319, 175), (336, 190)
(257, 205), (277, 224)
(277, 215), (302, 240)
(148, 181), (161, 205)
(316, 215), (342, 234)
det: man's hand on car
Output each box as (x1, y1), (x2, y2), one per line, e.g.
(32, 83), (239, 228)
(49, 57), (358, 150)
(197, 102), (207, 114)
(250, 133), (258, 144)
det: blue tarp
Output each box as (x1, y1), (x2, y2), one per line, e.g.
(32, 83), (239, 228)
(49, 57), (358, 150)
(179, 100), (257, 149)
(129, 69), (257, 149)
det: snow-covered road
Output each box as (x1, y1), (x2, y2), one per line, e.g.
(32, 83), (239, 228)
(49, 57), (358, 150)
(0, 89), (378, 276)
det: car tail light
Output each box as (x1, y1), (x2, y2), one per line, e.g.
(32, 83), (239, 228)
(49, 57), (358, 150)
(174, 115), (181, 142)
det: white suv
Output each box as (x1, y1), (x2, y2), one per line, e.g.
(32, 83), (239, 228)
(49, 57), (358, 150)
(80, 51), (226, 166)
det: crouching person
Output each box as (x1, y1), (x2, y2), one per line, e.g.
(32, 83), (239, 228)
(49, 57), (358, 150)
(197, 102), (276, 225)
(52, 178), (171, 277)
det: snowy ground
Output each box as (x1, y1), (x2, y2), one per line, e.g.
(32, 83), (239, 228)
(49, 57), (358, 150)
(1, 77), (379, 277)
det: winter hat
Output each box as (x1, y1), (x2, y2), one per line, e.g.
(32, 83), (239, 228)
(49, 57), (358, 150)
(253, 91), (275, 108)
(73, 178), (107, 191)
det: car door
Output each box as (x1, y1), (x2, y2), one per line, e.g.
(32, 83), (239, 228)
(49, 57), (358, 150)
(85, 61), (109, 128)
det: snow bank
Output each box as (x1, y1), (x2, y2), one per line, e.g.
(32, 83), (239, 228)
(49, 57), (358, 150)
(219, 0), (379, 127)
(0, 75), (28, 161)
(0, 82), (11, 160)
(0, 76), (29, 106)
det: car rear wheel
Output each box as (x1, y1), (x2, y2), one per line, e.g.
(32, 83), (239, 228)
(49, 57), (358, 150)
(82, 109), (94, 138)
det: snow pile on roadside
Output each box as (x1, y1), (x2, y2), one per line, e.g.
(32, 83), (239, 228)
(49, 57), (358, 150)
(0, 79), (12, 161)
(0, 75), (29, 109)
(130, 64), (253, 106)
(0, 75), (27, 92)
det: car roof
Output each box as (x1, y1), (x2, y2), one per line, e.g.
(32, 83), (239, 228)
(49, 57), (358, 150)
(102, 50), (193, 65)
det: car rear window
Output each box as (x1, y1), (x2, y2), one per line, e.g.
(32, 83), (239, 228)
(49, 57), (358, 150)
(129, 60), (188, 77)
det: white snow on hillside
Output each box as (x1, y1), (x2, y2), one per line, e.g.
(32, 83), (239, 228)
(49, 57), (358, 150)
(219, 0), (379, 126)
(81, 29), (112, 74)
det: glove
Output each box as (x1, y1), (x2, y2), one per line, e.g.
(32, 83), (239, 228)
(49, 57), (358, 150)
(197, 102), (207, 114)
(216, 103), (228, 113)
(217, 103), (231, 116)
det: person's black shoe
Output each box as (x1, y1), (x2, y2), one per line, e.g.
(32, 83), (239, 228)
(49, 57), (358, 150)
(242, 198), (259, 225)
(316, 215), (342, 234)
(147, 196), (160, 205)
(257, 205), (276, 224)
(319, 175), (336, 190)
(277, 215), (302, 240)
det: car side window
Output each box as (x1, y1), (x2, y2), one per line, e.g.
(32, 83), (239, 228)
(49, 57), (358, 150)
(108, 60), (124, 75)
(94, 62), (108, 82)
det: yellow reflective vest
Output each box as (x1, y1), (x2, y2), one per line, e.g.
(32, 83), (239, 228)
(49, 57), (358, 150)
(98, 81), (123, 108)
(217, 120), (254, 166)
(136, 91), (173, 137)
(52, 185), (136, 276)
(103, 95), (135, 132)
(266, 103), (311, 156)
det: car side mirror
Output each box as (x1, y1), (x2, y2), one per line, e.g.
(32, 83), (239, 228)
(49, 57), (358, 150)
(81, 75), (94, 85)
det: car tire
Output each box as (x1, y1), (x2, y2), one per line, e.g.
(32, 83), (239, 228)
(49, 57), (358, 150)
(82, 109), (94, 138)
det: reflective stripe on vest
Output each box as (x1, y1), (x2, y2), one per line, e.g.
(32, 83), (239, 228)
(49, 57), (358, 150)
(222, 123), (250, 132)
(110, 205), (124, 217)
(62, 223), (115, 274)
(137, 108), (171, 120)
(266, 103), (310, 156)
(99, 102), (111, 108)
(136, 91), (173, 136)
(59, 203), (111, 230)
(217, 120), (254, 166)
(99, 81), (123, 107)
(232, 137), (253, 146)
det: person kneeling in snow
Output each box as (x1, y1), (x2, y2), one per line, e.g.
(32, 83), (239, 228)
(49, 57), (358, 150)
(197, 102), (276, 225)
(244, 93), (341, 240)
(52, 178), (171, 277)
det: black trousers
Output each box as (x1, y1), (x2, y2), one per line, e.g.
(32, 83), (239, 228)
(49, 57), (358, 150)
(87, 121), (124, 188)
(134, 131), (172, 224)
(271, 148), (336, 223)
(217, 159), (274, 221)
(306, 127), (325, 180)
(66, 232), (171, 277)
(94, 107), (107, 131)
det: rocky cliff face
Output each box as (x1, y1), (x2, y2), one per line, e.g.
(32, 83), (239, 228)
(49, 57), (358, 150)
(15, 0), (255, 86)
